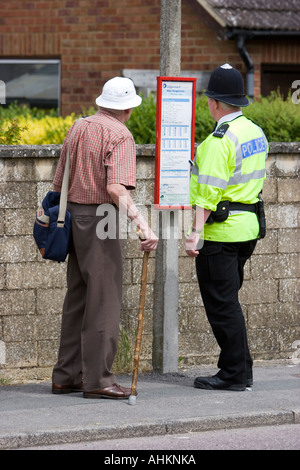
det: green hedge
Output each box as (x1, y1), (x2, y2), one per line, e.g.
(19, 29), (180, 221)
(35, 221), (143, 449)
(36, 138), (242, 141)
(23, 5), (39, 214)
(0, 91), (299, 144)
(127, 91), (300, 143)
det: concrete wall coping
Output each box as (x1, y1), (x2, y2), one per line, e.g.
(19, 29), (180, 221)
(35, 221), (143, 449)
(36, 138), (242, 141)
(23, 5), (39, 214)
(0, 142), (300, 159)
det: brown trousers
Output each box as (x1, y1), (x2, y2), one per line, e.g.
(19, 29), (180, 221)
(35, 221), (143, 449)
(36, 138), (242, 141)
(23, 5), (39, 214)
(52, 203), (122, 391)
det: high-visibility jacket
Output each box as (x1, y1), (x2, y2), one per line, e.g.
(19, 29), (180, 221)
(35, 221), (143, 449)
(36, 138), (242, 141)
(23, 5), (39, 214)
(190, 113), (269, 242)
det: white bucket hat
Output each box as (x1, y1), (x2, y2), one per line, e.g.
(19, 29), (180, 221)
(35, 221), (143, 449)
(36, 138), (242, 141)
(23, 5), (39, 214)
(96, 77), (142, 110)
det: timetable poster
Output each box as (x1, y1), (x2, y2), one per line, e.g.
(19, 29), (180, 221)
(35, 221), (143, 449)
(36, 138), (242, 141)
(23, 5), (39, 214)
(155, 77), (196, 209)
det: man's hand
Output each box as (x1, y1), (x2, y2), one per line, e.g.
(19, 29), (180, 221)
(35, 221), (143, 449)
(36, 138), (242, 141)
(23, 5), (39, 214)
(185, 207), (211, 257)
(140, 229), (158, 252)
(106, 183), (158, 252)
(137, 226), (158, 251)
(185, 231), (200, 258)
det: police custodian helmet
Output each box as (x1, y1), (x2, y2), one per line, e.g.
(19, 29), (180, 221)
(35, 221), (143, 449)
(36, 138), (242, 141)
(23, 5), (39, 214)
(204, 63), (249, 107)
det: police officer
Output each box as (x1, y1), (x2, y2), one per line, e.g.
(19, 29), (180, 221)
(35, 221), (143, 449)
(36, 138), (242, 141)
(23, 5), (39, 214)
(186, 64), (268, 391)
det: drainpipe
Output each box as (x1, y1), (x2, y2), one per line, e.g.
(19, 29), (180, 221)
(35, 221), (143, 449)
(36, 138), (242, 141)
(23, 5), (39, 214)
(236, 35), (254, 101)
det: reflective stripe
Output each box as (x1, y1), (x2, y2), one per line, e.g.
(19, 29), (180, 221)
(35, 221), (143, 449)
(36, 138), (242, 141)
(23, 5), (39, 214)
(229, 210), (257, 216)
(225, 127), (267, 186)
(191, 160), (198, 176)
(197, 174), (228, 189)
(191, 120), (268, 189)
(229, 210), (243, 216)
(229, 168), (266, 185)
(226, 129), (242, 177)
(192, 155), (228, 189)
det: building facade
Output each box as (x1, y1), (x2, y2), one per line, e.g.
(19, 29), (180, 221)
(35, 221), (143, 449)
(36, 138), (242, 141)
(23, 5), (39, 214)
(0, 0), (299, 115)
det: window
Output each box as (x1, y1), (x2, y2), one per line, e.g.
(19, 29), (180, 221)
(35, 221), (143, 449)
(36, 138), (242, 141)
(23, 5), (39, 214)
(0, 59), (61, 112)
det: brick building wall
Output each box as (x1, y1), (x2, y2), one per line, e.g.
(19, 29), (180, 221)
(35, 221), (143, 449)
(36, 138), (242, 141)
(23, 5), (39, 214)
(1, 1), (299, 115)
(0, 143), (299, 383)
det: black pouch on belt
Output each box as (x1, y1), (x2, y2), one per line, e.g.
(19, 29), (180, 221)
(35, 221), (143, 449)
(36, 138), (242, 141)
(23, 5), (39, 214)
(206, 199), (262, 229)
(206, 200), (230, 224)
(256, 193), (266, 239)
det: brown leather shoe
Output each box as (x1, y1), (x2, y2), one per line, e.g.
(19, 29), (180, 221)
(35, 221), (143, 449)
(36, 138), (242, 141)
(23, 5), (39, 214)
(52, 382), (83, 394)
(83, 383), (132, 399)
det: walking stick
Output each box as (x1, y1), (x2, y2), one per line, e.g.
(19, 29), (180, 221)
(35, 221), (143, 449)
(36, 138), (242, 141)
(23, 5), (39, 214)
(128, 243), (150, 406)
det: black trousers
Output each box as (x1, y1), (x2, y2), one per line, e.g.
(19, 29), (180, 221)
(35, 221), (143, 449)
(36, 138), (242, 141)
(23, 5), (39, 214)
(195, 239), (257, 385)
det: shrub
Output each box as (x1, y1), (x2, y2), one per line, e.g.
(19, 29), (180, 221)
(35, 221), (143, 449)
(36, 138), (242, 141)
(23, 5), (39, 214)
(244, 91), (300, 142)
(0, 102), (76, 145)
(17, 114), (76, 145)
(0, 118), (28, 144)
(194, 94), (215, 142)
(0, 92), (299, 145)
(126, 93), (157, 144)
(127, 92), (300, 143)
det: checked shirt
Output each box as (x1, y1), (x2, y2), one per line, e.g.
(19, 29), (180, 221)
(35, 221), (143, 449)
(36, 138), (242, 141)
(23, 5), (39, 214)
(53, 109), (136, 204)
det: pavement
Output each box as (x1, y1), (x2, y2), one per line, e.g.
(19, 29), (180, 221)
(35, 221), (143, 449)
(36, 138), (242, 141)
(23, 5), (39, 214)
(0, 360), (299, 450)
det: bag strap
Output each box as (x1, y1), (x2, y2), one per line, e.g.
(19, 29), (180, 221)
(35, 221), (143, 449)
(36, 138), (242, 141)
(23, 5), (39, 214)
(57, 119), (81, 227)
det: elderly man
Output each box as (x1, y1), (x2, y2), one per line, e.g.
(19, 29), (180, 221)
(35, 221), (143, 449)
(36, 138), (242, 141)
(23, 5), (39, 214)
(52, 77), (158, 399)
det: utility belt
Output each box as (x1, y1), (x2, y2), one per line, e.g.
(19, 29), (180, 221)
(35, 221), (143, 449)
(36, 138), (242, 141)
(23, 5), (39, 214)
(206, 195), (266, 239)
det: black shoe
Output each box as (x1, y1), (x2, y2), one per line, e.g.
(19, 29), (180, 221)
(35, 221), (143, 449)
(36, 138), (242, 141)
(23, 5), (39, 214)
(194, 375), (246, 391)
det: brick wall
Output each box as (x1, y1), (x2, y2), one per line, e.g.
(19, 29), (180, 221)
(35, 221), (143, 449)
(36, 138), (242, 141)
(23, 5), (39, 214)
(1, 1), (299, 115)
(0, 143), (299, 383)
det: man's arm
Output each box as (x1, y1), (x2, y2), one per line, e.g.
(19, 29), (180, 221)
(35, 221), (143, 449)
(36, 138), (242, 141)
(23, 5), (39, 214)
(106, 183), (158, 251)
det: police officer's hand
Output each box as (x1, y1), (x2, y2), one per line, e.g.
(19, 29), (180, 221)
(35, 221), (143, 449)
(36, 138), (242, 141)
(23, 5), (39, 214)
(185, 232), (200, 258)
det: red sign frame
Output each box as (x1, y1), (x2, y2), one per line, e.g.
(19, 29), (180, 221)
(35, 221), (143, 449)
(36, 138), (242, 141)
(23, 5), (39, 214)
(154, 76), (196, 209)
